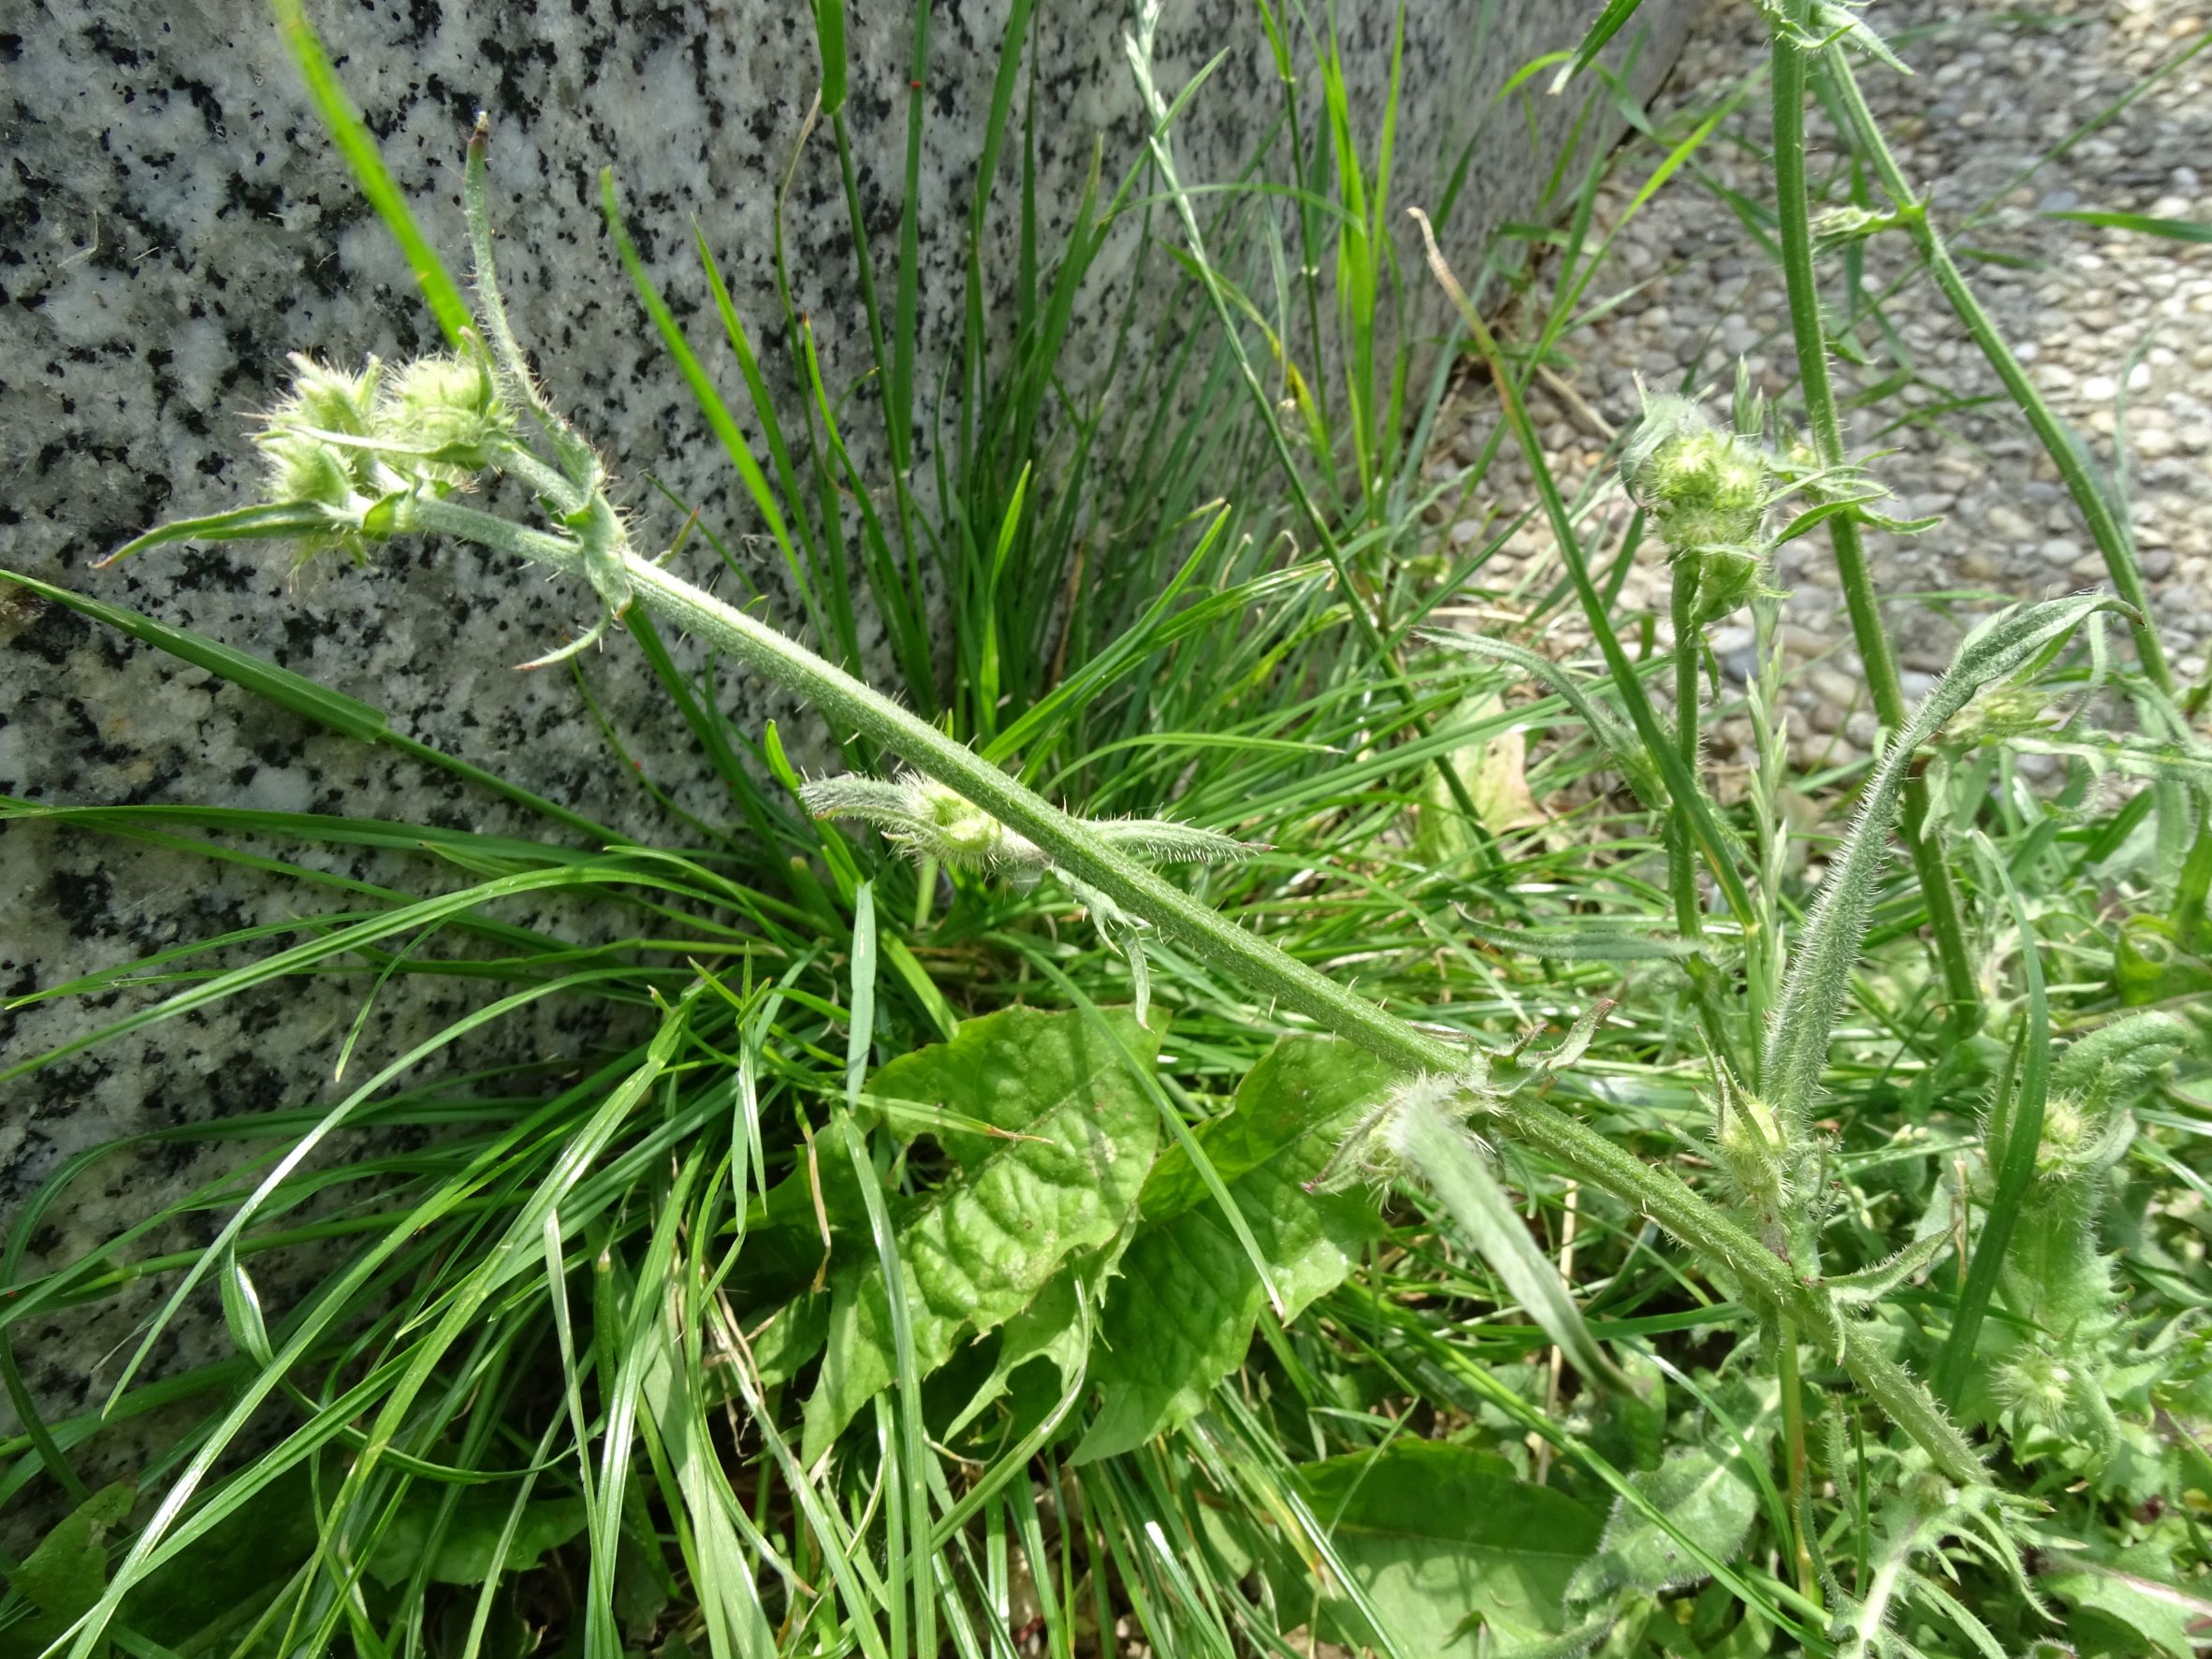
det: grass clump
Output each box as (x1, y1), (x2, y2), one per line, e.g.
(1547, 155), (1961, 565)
(4, 4), (2210, 1659)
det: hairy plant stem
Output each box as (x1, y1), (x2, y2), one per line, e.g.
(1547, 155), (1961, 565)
(1680, 559), (1817, 1598)
(1667, 567), (1704, 943)
(291, 60), (1981, 1486)
(1666, 567), (1736, 1058)
(1776, 1328), (1822, 1607)
(1821, 49), (2176, 701)
(1770, 6), (1980, 1029)
(427, 512), (1984, 1484)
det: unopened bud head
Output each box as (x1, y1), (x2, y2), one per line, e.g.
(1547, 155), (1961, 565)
(378, 353), (512, 477)
(1993, 1346), (2073, 1429)
(259, 431), (356, 510)
(284, 353), (381, 437)
(913, 777), (1008, 864)
(1621, 386), (1774, 624)
(2034, 1095), (2092, 1182)
(1714, 1093), (1790, 1209)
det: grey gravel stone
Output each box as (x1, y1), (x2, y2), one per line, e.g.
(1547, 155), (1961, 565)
(1432, 0), (2210, 760)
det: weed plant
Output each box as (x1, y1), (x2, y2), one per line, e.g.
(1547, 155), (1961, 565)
(4, 3), (2211, 1658)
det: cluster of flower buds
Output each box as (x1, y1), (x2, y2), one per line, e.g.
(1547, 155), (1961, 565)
(252, 347), (516, 562)
(800, 771), (1259, 1026)
(1619, 386), (1778, 627)
(1989, 1344), (2080, 1431)
(798, 772), (1253, 880)
(1707, 1069), (1839, 1274)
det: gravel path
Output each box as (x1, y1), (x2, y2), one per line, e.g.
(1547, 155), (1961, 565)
(1433, 0), (2211, 773)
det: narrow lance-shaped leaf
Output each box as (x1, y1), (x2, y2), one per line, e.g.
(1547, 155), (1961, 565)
(99, 502), (352, 565)
(1934, 835), (2051, 1404)
(1550, 0), (1651, 93)
(1460, 914), (1700, 964)
(4, 569), (386, 742)
(1764, 594), (2118, 1131)
(1388, 1095), (1630, 1394)
(1820, 1228), (1952, 1306)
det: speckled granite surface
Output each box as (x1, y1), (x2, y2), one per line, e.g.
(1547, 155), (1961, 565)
(0, 0), (1689, 1491)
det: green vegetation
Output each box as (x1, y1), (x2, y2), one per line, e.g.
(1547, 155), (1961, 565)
(5, 3), (2209, 1657)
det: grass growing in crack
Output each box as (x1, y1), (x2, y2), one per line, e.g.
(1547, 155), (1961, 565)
(4, 4), (2211, 1659)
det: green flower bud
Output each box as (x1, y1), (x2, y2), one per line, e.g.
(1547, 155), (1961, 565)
(375, 353), (513, 478)
(245, 427), (374, 566)
(1811, 203), (1905, 253)
(1713, 1092), (1790, 1211)
(1663, 429), (1767, 519)
(912, 776), (1029, 867)
(2035, 1096), (2089, 1179)
(259, 429), (356, 510)
(251, 359), (391, 564)
(284, 353), (381, 438)
(256, 354), (386, 511)
(1932, 682), (2057, 752)
(1992, 1346), (2074, 1430)
(1620, 386), (1775, 625)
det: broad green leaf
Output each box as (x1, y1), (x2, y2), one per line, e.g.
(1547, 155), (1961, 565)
(2114, 915), (2212, 1007)
(747, 1291), (832, 1391)
(117, 1467), (316, 1644)
(866, 1004), (1153, 1165)
(365, 1488), (588, 1587)
(943, 1259), (1095, 1441)
(801, 1007), (1159, 1461)
(7, 1483), (136, 1652)
(1565, 1420), (1772, 1602)
(1266, 1440), (1603, 1657)
(1138, 1035), (1398, 1220)
(1588, 1350), (1668, 1476)
(1076, 1038), (1392, 1462)
(2050, 1560), (2210, 1659)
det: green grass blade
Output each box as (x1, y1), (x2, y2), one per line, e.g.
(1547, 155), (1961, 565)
(2044, 209), (2212, 244)
(266, 0), (474, 349)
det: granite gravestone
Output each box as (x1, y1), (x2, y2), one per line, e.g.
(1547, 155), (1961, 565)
(0, 0), (1689, 1470)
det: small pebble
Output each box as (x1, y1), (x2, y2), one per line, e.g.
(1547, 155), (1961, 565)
(1421, 0), (2206, 749)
